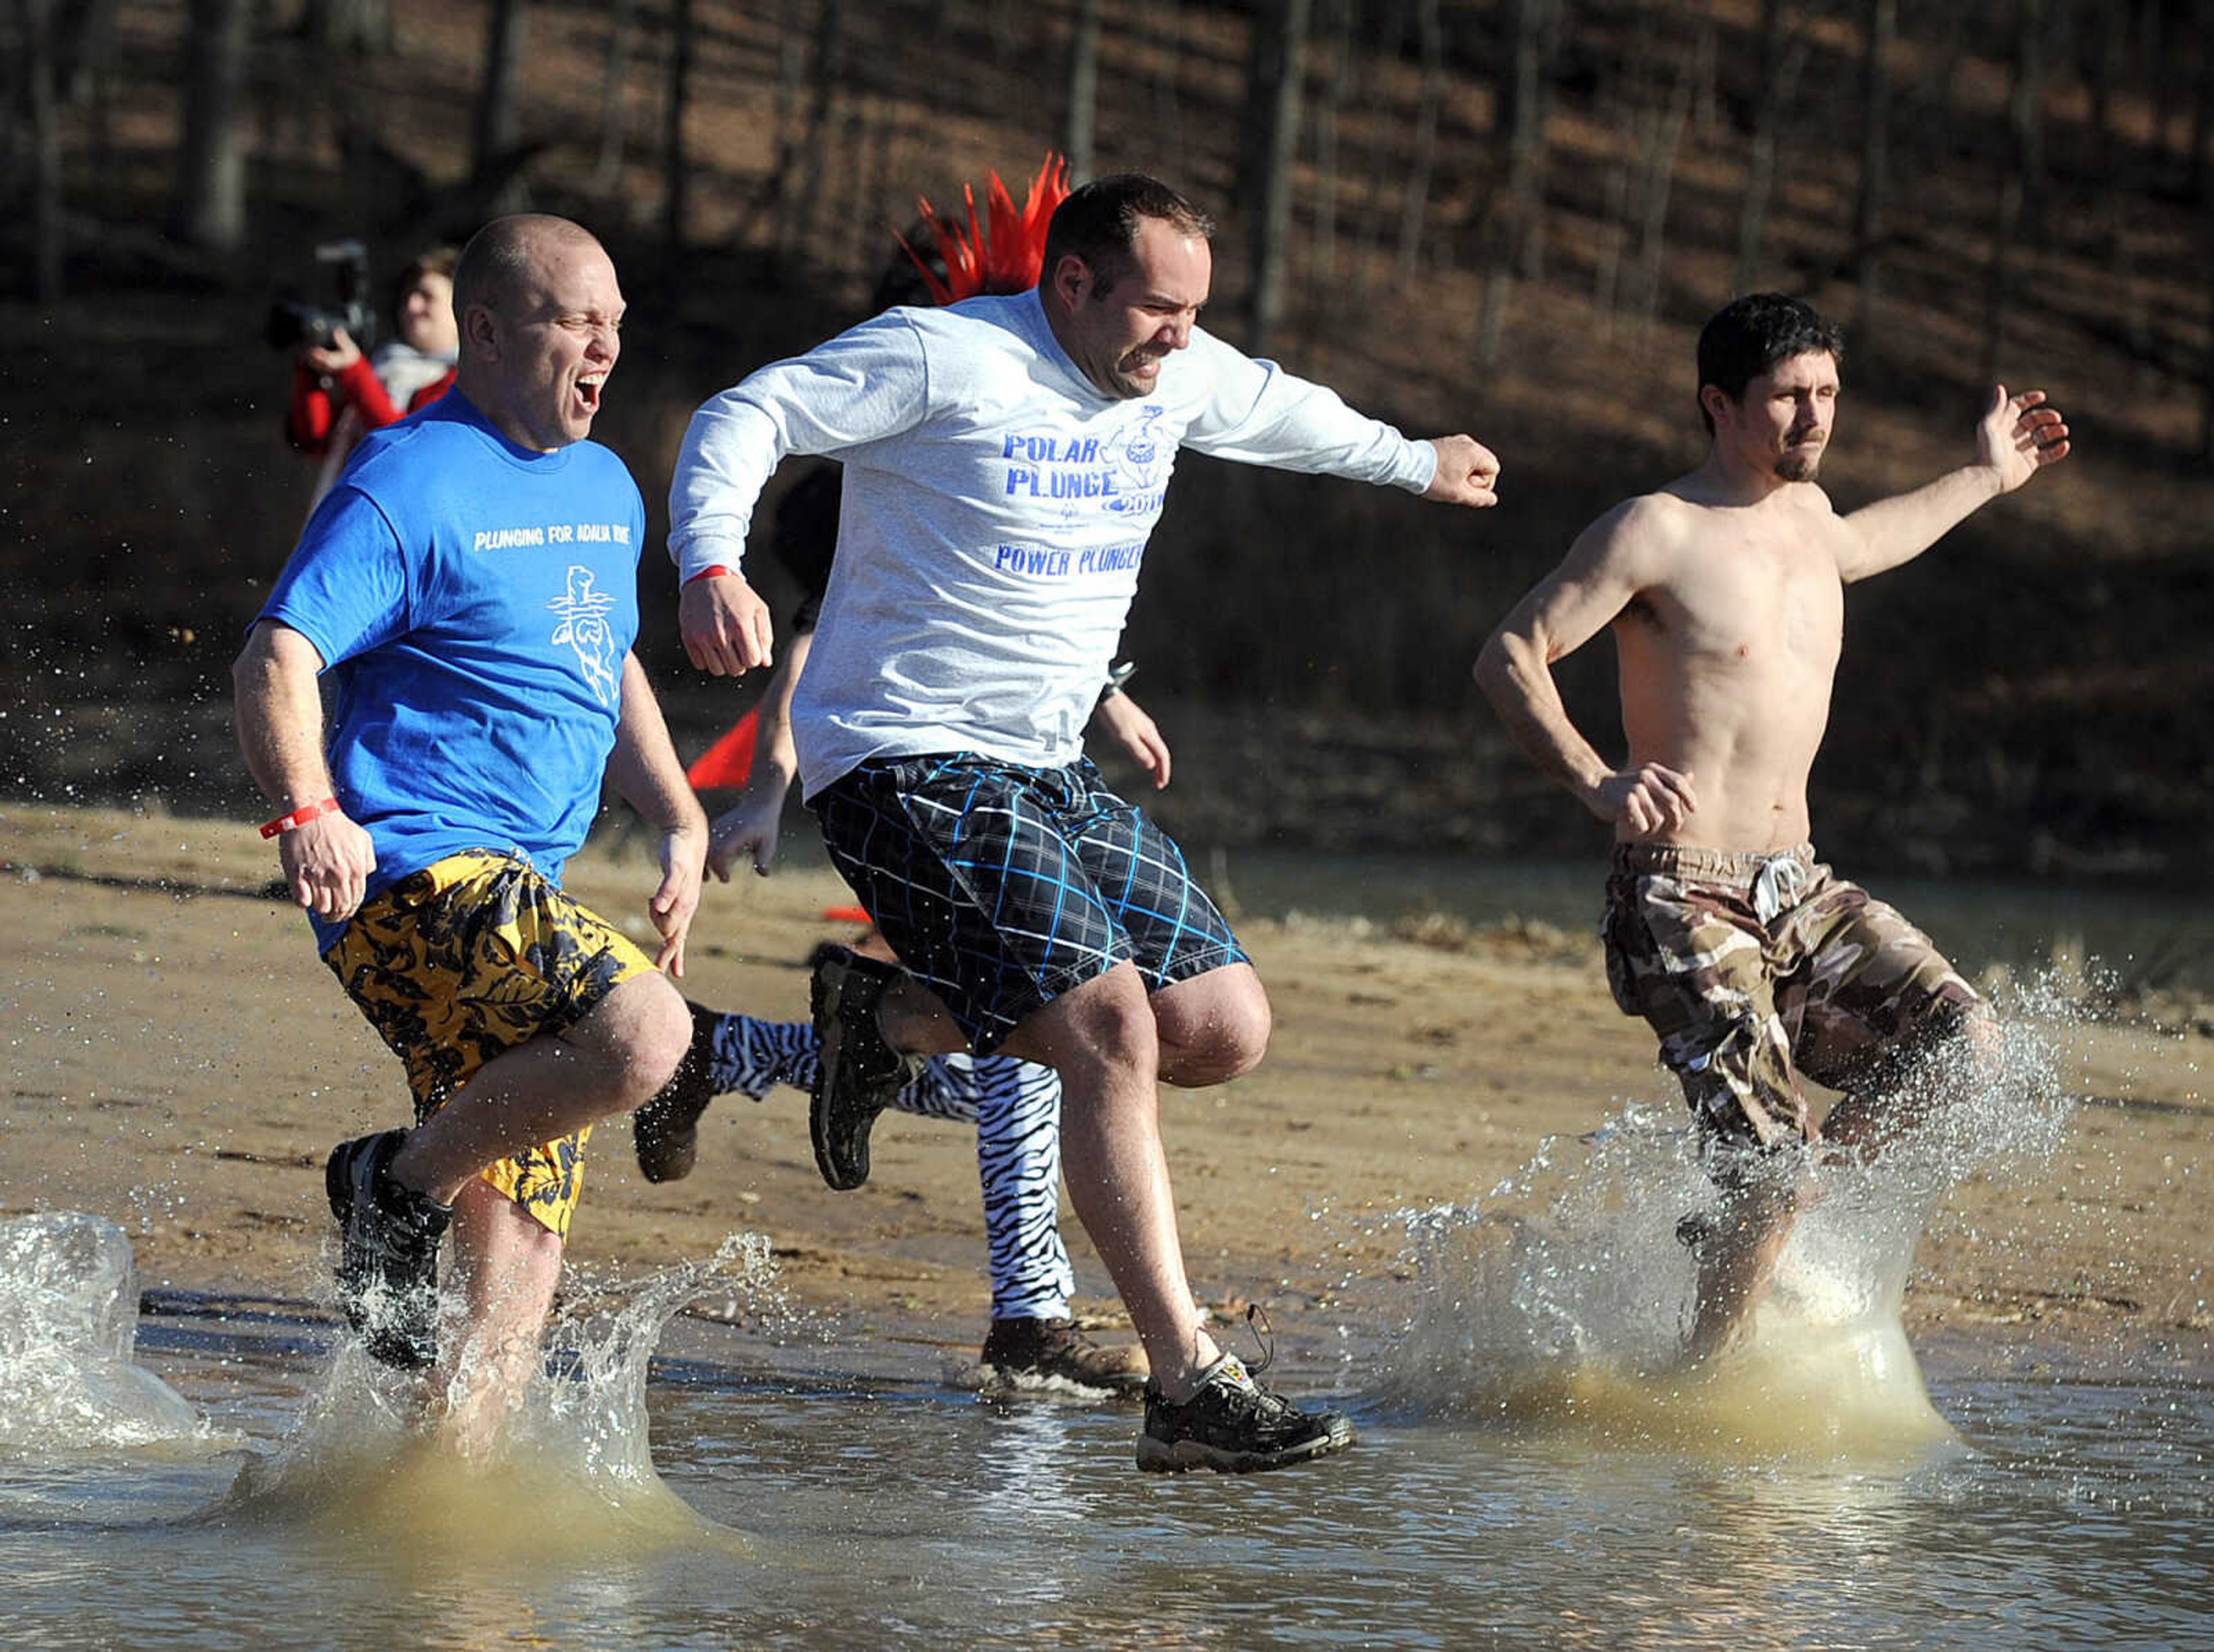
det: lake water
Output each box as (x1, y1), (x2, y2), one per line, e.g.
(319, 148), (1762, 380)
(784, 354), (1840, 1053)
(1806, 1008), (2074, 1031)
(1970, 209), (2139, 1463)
(3, 1289), (2208, 1650)
(3, 1013), (2207, 1652)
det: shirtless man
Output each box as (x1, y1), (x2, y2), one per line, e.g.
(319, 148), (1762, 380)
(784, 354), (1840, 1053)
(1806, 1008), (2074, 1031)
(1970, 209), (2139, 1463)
(1475, 293), (2070, 1357)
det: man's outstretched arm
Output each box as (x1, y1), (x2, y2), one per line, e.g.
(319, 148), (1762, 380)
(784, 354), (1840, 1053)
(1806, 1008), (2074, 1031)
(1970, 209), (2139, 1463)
(1837, 385), (2071, 584)
(1474, 503), (1698, 839)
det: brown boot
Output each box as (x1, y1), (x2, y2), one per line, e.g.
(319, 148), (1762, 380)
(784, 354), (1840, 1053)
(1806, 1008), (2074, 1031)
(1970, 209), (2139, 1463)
(979, 1317), (1150, 1398)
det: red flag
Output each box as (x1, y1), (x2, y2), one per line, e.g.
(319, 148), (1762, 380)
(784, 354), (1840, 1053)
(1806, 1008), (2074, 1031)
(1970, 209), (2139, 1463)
(686, 710), (759, 790)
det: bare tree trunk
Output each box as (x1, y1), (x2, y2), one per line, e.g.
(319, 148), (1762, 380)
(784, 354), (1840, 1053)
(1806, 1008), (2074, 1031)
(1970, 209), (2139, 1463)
(472, 0), (530, 191)
(768, 0), (806, 249)
(1853, 0), (1896, 349)
(20, 0), (65, 300)
(174, 0), (253, 255)
(304, 0), (389, 56)
(2201, 229), (2214, 465)
(1477, 0), (1554, 364)
(1065, 0), (1100, 182)
(62, 0), (121, 176)
(1312, 0), (1355, 286)
(1735, 10), (1809, 293)
(2087, 0), (2124, 180)
(2192, 0), (2214, 203)
(1626, 65), (1694, 337)
(2145, 0), (2177, 156)
(1241, 0), (1309, 353)
(1395, 0), (1443, 289)
(1350, 0), (1409, 298)
(592, 0), (637, 193)
(790, 0), (846, 259)
(1983, 0), (2048, 385)
(661, 0), (693, 282)
(1692, 0), (1720, 145)
(1147, 1), (1185, 182)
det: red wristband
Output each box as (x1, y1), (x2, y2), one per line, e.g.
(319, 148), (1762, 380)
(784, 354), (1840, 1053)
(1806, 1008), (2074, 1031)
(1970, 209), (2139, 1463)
(684, 564), (735, 586)
(259, 797), (341, 839)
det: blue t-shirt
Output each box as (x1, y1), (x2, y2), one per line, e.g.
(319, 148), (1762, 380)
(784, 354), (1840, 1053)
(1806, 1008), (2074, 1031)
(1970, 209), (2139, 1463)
(257, 391), (647, 948)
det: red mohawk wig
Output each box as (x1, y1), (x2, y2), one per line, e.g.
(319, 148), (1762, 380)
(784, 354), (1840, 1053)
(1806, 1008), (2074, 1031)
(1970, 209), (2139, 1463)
(898, 153), (1072, 306)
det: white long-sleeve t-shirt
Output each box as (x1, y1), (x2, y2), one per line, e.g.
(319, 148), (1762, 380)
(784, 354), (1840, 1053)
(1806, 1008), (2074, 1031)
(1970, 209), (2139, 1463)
(668, 288), (1437, 799)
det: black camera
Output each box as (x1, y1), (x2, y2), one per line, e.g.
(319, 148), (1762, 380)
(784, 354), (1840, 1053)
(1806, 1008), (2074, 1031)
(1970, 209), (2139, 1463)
(264, 239), (376, 352)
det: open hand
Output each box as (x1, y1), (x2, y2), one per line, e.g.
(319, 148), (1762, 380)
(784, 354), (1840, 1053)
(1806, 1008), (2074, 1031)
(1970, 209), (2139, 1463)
(1978, 386), (2070, 493)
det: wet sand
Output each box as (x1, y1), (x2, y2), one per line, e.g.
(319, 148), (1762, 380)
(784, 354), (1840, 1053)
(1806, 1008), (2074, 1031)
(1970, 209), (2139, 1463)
(3, 802), (2207, 1374)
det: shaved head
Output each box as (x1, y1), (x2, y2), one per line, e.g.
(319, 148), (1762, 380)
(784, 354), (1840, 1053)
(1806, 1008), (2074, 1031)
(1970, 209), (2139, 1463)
(451, 213), (624, 452)
(453, 214), (604, 319)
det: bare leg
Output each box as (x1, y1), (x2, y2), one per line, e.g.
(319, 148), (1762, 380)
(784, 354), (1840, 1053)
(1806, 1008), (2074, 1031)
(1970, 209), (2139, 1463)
(390, 972), (691, 1202)
(434, 1179), (564, 1458)
(875, 960), (1270, 1398)
(1684, 1178), (1801, 1361)
(875, 975), (971, 1058)
(994, 963), (1222, 1398)
(1150, 963), (1271, 1088)
(1822, 1006), (2000, 1153)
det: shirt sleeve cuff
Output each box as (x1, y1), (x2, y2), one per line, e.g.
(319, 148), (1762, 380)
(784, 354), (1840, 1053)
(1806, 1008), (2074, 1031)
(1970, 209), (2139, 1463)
(1395, 437), (1439, 495)
(672, 537), (746, 585)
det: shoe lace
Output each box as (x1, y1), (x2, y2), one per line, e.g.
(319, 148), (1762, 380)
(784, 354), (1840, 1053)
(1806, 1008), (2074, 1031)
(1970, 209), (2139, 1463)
(1238, 1303), (1275, 1378)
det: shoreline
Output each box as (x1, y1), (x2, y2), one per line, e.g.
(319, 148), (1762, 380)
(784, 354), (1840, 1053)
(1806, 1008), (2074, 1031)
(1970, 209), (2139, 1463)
(4, 802), (2207, 1383)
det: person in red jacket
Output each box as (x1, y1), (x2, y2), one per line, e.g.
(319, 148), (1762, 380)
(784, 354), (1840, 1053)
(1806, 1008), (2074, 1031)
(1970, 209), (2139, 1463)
(288, 246), (460, 503)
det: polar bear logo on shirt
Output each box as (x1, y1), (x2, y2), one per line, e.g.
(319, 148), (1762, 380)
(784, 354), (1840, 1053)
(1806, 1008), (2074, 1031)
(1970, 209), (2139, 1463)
(1102, 405), (1169, 514)
(548, 565), (621, 707)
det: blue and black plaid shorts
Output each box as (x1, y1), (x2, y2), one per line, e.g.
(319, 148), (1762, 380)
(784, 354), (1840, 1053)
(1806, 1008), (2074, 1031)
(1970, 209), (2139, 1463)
(809, 753), (1248, 1052)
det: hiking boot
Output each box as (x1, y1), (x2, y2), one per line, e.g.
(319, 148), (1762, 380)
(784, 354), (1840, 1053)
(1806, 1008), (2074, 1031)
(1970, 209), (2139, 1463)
(325, 1129), (453, 1370)
(808, 945), (922, 1190)
(632, 1001), (724, 1184)
(1136, 1354), (1355, 1474)
(980, 1317), (1150, 1398)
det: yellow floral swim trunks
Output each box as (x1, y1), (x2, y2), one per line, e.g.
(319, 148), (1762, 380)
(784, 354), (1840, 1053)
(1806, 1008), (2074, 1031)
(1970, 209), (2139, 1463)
(321, 849), (658, 1238)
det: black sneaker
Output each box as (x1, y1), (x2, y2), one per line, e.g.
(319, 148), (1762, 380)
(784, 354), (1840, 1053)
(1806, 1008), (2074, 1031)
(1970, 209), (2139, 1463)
(808, 945), (922, 1190)
(632, 1001), (724, 1184)
(325, 1129), (453, 1369)
(980, 1316), (1150, 1398)
(1136, 1354), (1355, 1473)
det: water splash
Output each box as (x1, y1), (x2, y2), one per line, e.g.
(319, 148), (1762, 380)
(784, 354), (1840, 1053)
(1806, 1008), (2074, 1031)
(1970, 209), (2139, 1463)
(1376, 1001), (2074, 1458)
(0, 1210), (223, 1455)
(210, 1234), (778, 1564)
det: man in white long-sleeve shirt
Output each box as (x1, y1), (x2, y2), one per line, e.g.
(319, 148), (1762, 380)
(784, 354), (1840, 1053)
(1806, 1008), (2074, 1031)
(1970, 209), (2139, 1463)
(668, 174), (1501, 1473)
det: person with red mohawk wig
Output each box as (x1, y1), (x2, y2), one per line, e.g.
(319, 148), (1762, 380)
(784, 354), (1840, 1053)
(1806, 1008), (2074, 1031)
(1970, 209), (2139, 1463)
(668, 171), (1502, 1473)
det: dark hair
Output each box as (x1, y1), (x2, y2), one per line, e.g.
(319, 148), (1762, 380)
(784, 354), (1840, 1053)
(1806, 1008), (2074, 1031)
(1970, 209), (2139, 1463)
(390, 244), (458, 323)
(1040, 174), (1213, 295)
(1695, 293), (1844, 432)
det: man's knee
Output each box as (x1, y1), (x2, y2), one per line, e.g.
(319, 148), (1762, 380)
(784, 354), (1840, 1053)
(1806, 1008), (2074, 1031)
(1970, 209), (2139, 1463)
(595, 971), (692, 1103)
(1018, 965), (1161, 1083)
(1154, 965), (1271, 1088)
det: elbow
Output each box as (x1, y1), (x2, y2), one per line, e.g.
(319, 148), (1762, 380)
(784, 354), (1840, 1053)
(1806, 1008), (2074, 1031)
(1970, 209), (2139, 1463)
(1471, 629), (1516, 701)
(230, 625), (268, 695)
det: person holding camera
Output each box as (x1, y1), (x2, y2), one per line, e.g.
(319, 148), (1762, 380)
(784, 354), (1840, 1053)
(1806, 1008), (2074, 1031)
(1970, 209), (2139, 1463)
(287, 246), (461, 504)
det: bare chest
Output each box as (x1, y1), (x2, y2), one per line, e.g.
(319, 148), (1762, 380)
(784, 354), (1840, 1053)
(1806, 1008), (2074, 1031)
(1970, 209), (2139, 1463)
(1624, 531), (1844, 682)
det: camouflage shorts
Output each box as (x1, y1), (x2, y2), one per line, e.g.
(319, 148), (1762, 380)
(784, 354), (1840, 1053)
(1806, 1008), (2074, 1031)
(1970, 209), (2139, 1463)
(1601, 843), (1979, 1161)
(321, 850), (657, 1238)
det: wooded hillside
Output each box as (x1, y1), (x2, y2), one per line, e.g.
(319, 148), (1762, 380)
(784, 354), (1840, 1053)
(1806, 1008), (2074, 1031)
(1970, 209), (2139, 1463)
(2, 0), (2208, 877)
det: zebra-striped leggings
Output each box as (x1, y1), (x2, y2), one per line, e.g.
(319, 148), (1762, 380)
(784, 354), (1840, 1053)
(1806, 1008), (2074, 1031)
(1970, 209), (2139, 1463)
(701, 1014), (1073, 1321)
